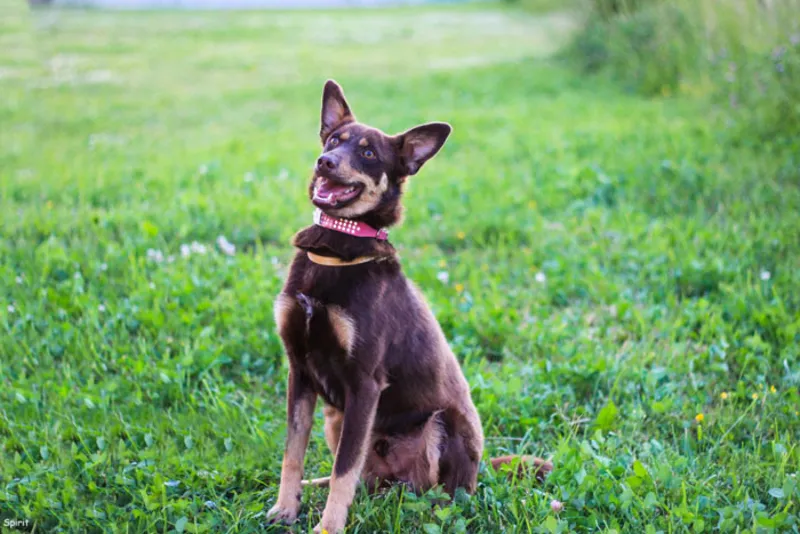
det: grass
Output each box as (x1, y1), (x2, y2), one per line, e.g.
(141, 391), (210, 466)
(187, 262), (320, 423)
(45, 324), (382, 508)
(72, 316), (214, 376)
(1, 3), (799, 533)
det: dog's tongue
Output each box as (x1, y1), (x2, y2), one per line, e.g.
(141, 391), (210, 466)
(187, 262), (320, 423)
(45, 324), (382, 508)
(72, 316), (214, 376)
(315, 178), (352, 205)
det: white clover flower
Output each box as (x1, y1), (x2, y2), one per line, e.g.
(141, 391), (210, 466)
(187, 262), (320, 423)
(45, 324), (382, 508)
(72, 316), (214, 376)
(217, 236), (236, 256)
(190, 241), (207, 255)
(146, 249), (164, 263)
(436, 271), (449, 284)
(180, 244), (191, 258)
(535, 271), (546, 283)
(760, 270), (771, 281)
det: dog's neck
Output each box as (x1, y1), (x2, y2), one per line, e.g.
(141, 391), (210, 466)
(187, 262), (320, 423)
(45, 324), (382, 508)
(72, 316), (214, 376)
(293, 218), (396, 262)
(313, 209), (389, 240)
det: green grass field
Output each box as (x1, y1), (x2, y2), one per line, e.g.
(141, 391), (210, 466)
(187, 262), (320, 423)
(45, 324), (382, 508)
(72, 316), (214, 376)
(2, 3), (799, 533)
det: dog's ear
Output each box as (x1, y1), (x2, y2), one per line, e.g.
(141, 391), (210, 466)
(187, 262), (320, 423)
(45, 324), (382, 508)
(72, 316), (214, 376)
(396, 122), (452, 176)
(320, 80), (355, 143)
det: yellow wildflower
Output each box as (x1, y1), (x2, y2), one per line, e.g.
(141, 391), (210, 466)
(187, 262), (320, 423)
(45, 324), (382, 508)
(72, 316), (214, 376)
(770, 385), (777, 394)
(455, 283), (464, 293)
(720, 392), (728, 400)
(456, 231), (466, 240)
(438, 260), (446, 268)
(695, 413), (704, 423)
(752, 393), (759, 400)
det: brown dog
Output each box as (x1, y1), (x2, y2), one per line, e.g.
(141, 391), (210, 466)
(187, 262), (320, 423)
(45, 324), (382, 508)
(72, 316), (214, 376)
(267, 80), (551, 533)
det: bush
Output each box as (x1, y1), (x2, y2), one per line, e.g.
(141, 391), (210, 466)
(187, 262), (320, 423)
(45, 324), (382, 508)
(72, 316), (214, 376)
(587, 0), (662, 19)
(707, 2), (800, 140)
(570, 2), (699, 95)
(501, 0), (578, 12)
(567, 0), (800, 140)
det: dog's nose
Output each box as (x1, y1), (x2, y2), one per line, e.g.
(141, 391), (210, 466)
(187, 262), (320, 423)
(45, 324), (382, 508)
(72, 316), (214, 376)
(316, 153), (338, 171)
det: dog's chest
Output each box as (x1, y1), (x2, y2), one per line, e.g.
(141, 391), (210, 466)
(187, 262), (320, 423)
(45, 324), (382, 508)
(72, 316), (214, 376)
(305, 345), (350, 410)
(296, 292), (356, 410)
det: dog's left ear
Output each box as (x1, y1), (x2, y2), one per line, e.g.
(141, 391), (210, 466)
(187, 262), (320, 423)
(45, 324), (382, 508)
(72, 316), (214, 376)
(320, 80), (355, 143)
(396, 122), (452, 176)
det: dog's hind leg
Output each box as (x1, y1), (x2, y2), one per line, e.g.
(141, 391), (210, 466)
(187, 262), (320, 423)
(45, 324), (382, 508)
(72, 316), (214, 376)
(436, 406), (483, 496)
(362, 411), (444, 493)
(323, 404), (344, 455)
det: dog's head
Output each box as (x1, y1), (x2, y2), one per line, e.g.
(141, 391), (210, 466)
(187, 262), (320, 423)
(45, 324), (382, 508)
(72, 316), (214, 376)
(309, 80), (451, 228)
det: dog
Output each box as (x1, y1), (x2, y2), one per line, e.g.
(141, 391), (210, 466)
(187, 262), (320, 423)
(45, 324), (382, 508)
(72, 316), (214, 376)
(267, 80), (552, 533)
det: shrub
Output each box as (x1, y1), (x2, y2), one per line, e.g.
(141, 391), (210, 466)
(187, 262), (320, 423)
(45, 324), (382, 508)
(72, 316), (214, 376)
(501, 0), (578, 11)
(706, 2), (800, 140)
(570, 2), (699, 95)
(567, 0), (800, 140)
(587, 0), (662, 19)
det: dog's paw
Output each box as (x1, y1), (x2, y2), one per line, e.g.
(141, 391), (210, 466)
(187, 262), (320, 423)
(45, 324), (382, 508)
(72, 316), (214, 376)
(312, 516), (346, 533)
(312, 522), (340, 534)
(266, 503), (300, 524)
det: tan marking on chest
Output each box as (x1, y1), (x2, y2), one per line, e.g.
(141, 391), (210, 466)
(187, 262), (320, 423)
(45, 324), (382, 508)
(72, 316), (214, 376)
(274, 293), (296, 334)
(328, 305), (357, 355)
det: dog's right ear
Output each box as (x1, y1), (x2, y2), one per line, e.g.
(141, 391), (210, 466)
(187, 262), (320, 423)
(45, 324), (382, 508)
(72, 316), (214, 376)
(320, 80), (355, 144)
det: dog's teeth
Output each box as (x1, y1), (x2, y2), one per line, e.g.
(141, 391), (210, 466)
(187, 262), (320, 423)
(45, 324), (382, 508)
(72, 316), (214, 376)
(326, 193), (334, 202)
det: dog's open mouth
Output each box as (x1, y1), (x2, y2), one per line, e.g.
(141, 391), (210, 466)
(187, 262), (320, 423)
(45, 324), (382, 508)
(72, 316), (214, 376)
(312, 177), (364, 208)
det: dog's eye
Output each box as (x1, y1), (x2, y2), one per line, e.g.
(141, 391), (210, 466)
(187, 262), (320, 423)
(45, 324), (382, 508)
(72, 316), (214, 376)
(362, 149), (375, 159)
(329, 137), (339, 147)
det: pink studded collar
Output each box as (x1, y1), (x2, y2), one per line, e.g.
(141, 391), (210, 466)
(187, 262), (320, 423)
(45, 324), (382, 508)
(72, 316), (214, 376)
(313, 209), (389, 241)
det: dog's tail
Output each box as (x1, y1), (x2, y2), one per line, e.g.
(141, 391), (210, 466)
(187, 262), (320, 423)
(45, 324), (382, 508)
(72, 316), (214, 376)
(489, 455), (553, 482)
(301, 476), (331, 488)
(300, 456), (552, 488)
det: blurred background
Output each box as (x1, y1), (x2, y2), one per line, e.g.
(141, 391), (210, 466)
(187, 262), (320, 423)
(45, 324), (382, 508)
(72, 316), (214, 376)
(2, 0), (799, 532)
(37, 0), (450, 7)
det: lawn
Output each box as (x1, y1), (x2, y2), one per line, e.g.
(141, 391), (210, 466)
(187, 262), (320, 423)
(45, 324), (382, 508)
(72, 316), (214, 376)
(1, 2), (799, 533)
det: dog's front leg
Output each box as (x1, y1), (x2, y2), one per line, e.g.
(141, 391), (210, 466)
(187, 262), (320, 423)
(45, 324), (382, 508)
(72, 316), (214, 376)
(315, 378), (380, 533)
(267, 366), (317, 524)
